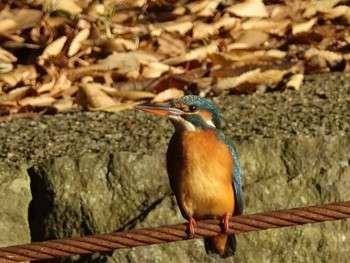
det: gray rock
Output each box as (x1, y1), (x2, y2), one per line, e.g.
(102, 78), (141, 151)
(29, 153), (170, 241)
(0, 164), (31, 246)
(0, 73), (349, 262)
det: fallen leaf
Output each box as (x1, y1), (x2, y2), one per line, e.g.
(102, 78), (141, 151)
(102, 38), (137, 52)
(0, 47), (17, 63)
(98, 85), (156, 100)
(151, 20), (193, 36)
(0, 86), (32, 104)
(162, 41), (218, 65)
(213, 16), (239, 31)
(187, 0), (221, 17)
(19, 95), (56, 107)
(304, 48), (344, 71)
(303, 0), (340, 18)
(151, 88), (185, 103)
(98, 52), (140, 78)
(49, 74), (72, 97)
(192, 22), (215, 40)
(53, 98), (75, 112)
(0, 69), (23, 87)
(37, 79), (56, 94)
(216, 68), (261, 90)
(142, 61), (170, 78)
(292, 18), (318, 35)
(55, 0), (83, 15)
(286, 73), (304, 90)
(227, 0), (268, 18)
(68, 28), (90, 57)
(241, 18), (290, 36)
(0, 63), (13, 73)
(228, 30), (269, 49)
(79, 82), (118, 110)
(157, 32), (187, 57)
(90, 101), (141, 112)
(0, 9), (43, 34)
(39, 36), (68, 61)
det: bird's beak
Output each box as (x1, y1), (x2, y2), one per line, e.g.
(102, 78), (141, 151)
(134, 103), (184, 116)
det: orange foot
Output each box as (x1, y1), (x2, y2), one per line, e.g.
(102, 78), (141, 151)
(221, 213), (231, 233)
(188, 218), (196, 237)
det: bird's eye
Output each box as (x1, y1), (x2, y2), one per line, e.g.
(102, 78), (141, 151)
(189, 105), (197, 112)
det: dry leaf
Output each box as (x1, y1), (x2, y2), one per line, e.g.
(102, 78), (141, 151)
(55, 0), (83, 14)
(19, 95), (56, 107)
(246, 69), (287, 85)
(0, 47), (17, 63)
(0, 9), (43, 34)
(227, 0), (268, 18)
(0, 18), (17, 35)
(286, 74), (304, 90)
(142, 61), (170, 78)
(151, 21), (193, 36)
(98, 52), (140, 78)
(0, 70), (23, 87)
(49, 74), (72, 97)
(37, 79), (56, 94)
(162, 41), (218, 65)
(151, 88), (185, 103)
(192, 22), (215, 40)
(98, 85), (156, 100)
(102, 38), (137, 52)
(53, 98), (75, 112)
(0, 63), (13, 74)
(39, 36), (67, 61)
(0, 86), (31, 104)
(241, 18), (290, 36)
(79, 82), (118, 110)
(157, 32), (187, 57)
(303, 0), (340, 18)
(292, 18), (318, 35)
(90, 101), (141, 112)
(187, 0), (221, 17)
(213, 16), (239, 31)
(304, 48), (344, 70)
(216, 68), (261, 90)
(68, 28), (90, 57)
(229, 30), (269, 49)
(211, 50), (287, 65)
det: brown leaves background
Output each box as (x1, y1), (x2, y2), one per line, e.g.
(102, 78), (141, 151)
(0, 0), (349, 115)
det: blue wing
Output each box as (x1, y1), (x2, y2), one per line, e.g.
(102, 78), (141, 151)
(218, 132), (243, 216)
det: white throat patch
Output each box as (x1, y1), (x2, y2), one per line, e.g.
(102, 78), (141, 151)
(205, 119), (216, 128)
(169, 115), (216, 131)
(169, 115), (196, 132)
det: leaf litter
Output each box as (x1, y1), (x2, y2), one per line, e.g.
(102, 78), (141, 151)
(0, 0), (349, 117)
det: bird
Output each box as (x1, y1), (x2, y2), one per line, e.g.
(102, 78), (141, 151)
(135, 95), (243, 258)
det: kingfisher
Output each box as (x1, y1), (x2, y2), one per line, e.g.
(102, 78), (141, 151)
(135, 95), (243, 258)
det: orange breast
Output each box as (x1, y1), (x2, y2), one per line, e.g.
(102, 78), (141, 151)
(166, 130), (235, 220)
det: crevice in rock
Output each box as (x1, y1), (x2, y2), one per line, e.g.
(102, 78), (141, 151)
(27, 165), (55, 242)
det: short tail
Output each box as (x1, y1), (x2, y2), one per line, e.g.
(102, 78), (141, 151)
(204, 234), (236, 258)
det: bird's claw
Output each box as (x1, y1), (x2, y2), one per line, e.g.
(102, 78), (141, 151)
(221, 213), (231, 233)
(188, 218), (196, 238)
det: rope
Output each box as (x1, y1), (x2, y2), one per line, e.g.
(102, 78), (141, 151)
(0, 201), (349, 262)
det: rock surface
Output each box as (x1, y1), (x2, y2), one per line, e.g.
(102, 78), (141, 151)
(0, 73), (349, 262)
(0, 164), (31, 246)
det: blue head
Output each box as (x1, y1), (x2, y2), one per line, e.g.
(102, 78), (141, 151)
(135, 95), (221, 131)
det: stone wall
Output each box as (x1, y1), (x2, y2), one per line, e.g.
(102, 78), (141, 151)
(0, 73), (349, 262)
